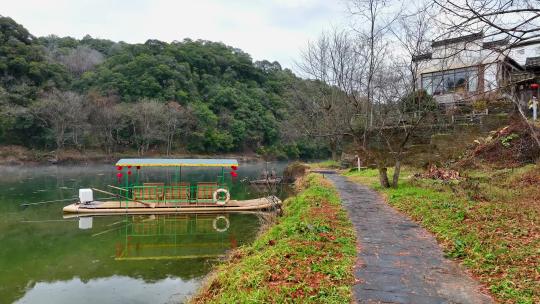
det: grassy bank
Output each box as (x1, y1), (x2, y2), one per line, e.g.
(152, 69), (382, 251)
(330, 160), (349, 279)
(344, 166), (539, 303)
(191, 174), (356, 303)
(307, 159), (341, 169)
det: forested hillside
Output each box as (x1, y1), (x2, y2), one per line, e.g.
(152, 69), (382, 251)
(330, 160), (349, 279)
(0, 16), (328, 159)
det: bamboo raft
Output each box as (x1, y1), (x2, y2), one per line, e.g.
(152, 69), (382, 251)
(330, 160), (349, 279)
(62, 158), (283, 215)
(63, 196), (281, 215)
(249, 177), (283, 185)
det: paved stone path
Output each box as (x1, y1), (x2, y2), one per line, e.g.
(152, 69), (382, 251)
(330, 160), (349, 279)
(326, 174), (493, 304)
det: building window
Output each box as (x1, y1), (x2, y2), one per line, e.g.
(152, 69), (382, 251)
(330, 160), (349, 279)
(421, 67), (479, 95)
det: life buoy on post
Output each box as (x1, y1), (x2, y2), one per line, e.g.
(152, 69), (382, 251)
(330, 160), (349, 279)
(213, 188), (230, 205)
(212, 215), (230, 232)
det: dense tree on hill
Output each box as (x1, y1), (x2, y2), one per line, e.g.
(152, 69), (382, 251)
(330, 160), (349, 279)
(0, 16), (331, 158)
(0, 16), (69, 105)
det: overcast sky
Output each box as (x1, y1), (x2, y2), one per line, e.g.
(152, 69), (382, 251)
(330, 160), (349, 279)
(2, 0), (347, 70)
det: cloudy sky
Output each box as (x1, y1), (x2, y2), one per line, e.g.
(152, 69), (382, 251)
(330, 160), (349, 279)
(2, 0), (347, 70)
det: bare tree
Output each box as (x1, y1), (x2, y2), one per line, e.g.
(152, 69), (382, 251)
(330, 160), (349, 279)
(377, 6), (437, 187)
(32, 91), (87, 157)
(348, 0), (400, 131)
(370, 64), (438, 187)
(164, 101), (192, 156)
(296, 1), (442, 187)
(124, 99), (167, 156)
(286, 79), (353, 160)
(296, 28), (366, 155)
(87, 91), (123, 155)
(59, 46), (104, 76)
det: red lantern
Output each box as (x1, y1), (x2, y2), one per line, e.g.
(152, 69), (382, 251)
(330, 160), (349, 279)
(116, 172), (123, 178)
(531, 83), (539, 89)
(127, 170), (132, 176)
(230, 171), (238, 177)
(116, 166), (123, 171)
(136, 166), (141, 170)
(231, 165), (238, 171)
(128, 165), (132, 169)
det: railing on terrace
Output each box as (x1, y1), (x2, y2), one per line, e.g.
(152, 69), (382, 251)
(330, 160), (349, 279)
(115, 183), (229, 206)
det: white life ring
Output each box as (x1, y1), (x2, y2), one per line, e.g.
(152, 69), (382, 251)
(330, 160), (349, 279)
(213, 188), (230, 205)
(212, 215), (230, 232)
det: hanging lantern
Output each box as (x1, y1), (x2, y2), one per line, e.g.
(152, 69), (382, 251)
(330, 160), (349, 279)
(116, 166), (123, 171)
(127, 170), (132, 176)
(231, 165), (238, 171)
(530, 83), (539, 89)
(136, 166), (141, 170)
(128, 165), (132, 169)
(230, 171), (238, 177)
(116, 172), (123, 178)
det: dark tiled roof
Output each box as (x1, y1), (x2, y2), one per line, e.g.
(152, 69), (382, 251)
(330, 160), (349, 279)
(482, 38), (510, 49)
(513, 39), (540, 48)
(432, 32), (483, 48)
(412, 53), (432, 62)
(525, 56), (540, 68)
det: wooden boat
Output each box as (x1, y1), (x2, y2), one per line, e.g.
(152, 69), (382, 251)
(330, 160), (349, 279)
(63, 158), (281, 215)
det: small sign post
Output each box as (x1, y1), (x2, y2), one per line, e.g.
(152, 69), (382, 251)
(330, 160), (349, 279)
(531, 83), (539, 121)
(533, 96), (538, 121)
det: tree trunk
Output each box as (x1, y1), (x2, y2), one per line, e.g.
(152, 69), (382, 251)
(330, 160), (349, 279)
(331, 149), (337, 161)
(378, 167), (390, 188)
(392, 159), (401, 188)
(329, 139), (340, 161)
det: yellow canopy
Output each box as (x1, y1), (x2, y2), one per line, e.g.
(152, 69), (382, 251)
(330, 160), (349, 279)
(115, 158), (239, 167)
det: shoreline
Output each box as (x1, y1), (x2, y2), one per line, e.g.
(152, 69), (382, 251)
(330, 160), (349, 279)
(0, 145), (264, 166)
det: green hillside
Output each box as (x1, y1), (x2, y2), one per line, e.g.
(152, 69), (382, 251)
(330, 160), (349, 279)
(0, 16), (328, 158)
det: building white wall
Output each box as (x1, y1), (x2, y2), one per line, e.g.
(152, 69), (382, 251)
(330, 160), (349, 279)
(508, 44), (540, 66)
(421, 40), (500, 74)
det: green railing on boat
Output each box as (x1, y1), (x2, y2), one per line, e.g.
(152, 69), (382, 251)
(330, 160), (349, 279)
(115, 183), (229, 206)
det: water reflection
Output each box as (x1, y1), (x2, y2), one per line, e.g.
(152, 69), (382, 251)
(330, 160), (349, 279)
(15, 276), (198, 304)
(0, 162), (289, 303)
(115, 214), (238, 261)
(78, 217), (93, 229)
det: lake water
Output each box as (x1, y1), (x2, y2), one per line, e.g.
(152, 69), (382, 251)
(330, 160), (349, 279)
(0, 161), (288, 304)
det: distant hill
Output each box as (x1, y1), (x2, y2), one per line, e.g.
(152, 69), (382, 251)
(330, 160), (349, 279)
(0, 16), (330, 159)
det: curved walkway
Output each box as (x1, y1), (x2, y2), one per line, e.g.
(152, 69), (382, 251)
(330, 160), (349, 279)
(326, 174), (492, 304)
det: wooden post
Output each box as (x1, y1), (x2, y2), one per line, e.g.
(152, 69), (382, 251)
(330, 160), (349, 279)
(533, 96), (538, 121)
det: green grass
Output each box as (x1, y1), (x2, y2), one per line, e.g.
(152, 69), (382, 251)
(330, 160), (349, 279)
(191, 174), (356, 303)
(345, 167), (540, 304)
(307, 160), (341, 169)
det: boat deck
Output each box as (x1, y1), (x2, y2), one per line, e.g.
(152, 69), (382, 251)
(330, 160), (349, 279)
(63, 196), (281, 214)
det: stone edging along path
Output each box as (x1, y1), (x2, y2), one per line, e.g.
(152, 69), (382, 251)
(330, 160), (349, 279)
(325, 173), (493, 304)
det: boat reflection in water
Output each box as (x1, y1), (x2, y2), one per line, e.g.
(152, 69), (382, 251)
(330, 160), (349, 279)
(12, 213), (263, 304)
(112, 213), (249, 261)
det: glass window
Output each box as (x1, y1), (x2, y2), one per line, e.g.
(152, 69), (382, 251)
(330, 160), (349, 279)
(468, 68), (478, 92)
(454, 70), (467, 92)
(421, 67), (479, 95)
(444, 71), (455, 92)
(433, 74), (443, 95)
(422, 76), (432, 94)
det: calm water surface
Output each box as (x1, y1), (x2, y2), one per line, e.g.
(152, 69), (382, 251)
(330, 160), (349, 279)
(0, 161), (288, 304)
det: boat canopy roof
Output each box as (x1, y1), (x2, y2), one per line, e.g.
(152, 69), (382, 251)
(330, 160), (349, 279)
(115, 158), (239, 167)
